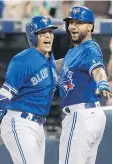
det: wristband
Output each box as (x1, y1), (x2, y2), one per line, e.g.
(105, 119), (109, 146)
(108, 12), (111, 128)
(97, 80), (111, 93)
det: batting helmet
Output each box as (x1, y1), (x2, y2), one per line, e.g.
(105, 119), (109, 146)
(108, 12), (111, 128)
(63, 6), (95, 24)
(63, 6), (95, 33)
(26, 16), (58, 47)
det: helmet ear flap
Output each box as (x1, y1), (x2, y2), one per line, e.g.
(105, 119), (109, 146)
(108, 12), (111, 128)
(29, 37), (37, 47)
(30, 33), (38, 47)
(26, 26), (38, 47)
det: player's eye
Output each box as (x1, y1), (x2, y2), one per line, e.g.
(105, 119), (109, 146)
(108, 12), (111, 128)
(38, 30), (53, 35)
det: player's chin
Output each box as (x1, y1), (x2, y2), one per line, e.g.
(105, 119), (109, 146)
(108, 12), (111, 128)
(71, 38), (79, 43)
(71, 35), (79, 41)
(44, 47), (52, 53)
(44, 46), (52, 51)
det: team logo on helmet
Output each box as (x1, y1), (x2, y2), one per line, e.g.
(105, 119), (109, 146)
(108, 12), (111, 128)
(72, 8), (80, 14)
(40, 17), (49, 25)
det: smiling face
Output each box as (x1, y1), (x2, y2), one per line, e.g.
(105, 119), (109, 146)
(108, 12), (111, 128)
(36, 29), (54, 56)
(68, 19), (93, 45)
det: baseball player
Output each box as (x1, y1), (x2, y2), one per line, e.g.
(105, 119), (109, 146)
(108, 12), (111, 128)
(0, 16), (58, 164)
(57, 6), (112, 164)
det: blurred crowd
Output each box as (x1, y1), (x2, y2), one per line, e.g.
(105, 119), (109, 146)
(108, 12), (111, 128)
(0, 0), (112, 19)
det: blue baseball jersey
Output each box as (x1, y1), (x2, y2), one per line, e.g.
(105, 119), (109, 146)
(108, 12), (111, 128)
(2, 47), (57, 116)
(60, 40), (104, 108)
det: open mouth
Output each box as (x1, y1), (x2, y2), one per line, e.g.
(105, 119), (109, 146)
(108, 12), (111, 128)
(71, 31), (78, 35)
(43, 41), (51, 45)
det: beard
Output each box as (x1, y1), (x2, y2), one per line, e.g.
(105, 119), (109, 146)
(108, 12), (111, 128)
(70, 32), (87, 45)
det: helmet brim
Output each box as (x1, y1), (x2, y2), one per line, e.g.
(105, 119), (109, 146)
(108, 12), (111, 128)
(63, 18), (73, 22)
(63, 17), (93, 25)
(46, 25), (58, 30)
(35, 25), (58, 34)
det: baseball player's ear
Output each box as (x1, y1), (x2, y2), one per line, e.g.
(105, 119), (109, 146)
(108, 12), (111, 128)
(88, 24), (93, 31)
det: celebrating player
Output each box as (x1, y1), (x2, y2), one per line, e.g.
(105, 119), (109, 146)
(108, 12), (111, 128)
(0, 16), (58, 164)
(57, 6), (112, 164)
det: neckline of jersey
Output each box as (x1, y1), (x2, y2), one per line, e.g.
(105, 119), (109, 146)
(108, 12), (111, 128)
(32, 47), (53, 64)
(73, 39), (93, 49)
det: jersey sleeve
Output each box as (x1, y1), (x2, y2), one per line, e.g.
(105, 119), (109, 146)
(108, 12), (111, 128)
(83, 48), (105, 77)
(3, 60), (28, 96)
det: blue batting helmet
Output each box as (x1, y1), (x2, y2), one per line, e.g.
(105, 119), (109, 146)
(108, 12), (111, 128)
(63, 6), (95, 24)
(26, 16), (58, 47)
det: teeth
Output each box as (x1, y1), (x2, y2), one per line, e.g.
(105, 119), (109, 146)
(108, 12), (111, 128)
(72, 32), (78, 34)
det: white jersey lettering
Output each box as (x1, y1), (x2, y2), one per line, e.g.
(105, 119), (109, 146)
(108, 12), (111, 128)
(31, 68), (48, 86)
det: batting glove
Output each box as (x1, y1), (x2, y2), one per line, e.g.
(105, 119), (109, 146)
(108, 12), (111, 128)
(96, 80), (112, 96)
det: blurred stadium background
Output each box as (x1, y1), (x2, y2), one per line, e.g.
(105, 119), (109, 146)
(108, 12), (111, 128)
(0, 0), (112, 164)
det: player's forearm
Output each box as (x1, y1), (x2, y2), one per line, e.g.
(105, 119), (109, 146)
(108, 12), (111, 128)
(92, 67), (107, 83)
(55, 58), (63, 74)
